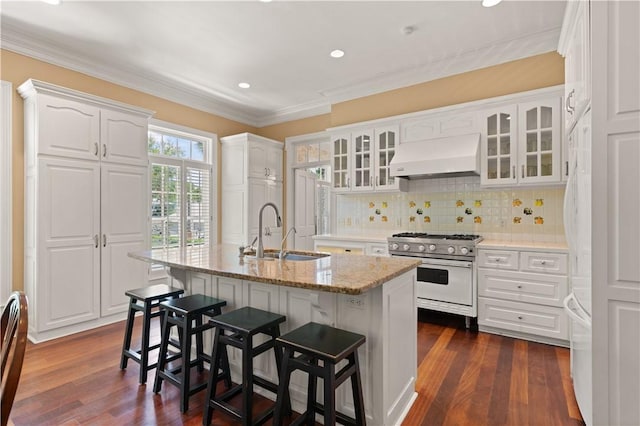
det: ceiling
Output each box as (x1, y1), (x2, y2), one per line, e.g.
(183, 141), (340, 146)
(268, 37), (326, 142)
(1, 1), (567, 127)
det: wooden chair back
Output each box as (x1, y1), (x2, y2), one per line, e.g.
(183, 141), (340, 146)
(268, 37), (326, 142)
(1, 291), (28, 426)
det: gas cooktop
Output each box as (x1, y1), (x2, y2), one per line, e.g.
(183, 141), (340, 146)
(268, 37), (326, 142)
(390, 232), (482, 241)
(387, 232), (483, 259)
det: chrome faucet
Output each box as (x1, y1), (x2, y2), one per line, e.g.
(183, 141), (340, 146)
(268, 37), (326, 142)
(279, 227), (297, 260)
(257, 202), (282, 258)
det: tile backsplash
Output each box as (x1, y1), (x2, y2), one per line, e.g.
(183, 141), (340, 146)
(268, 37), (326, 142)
(336, 176), (566, 243)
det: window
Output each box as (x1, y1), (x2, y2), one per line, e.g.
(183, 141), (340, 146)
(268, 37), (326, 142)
(148, 123), (216, 261)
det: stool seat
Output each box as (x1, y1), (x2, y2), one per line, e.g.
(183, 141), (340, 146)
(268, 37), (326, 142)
(154, 294), (229, 413)
(204, 306), (288, 426)
(276, 322), (365, 363)
(120, 284), (184, 384)
(273, 322), (367, 426)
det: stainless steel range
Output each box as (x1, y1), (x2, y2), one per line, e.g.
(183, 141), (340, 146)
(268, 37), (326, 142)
(387, 232), (483, 326)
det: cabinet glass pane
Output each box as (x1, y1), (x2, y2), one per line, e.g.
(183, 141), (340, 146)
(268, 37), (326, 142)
(380, 173), (387, 186)
(333, 172), (340, 186)
(355, 170), (362, 186)
(341, 139), (347, 152)
(388, 132), (395, 148)
(363, 154), (370, 168)
(379, 133), (386, 149)
(487, 158), (497, 179)
(319, 142), (331, 161)
(356, 155), (361, 169)
(355, 137), (362, 152)
(364, 170), (370, 185)
(341, 156), (347, 170)
(334, 156), (340, 170)
(527, 132), (538, 152)
(541, 153), (553, 176)
(541, 106), (552, 128)
(334, 140), (340, 154)
(541, 130), (553, 151)
(487, 114), (497, 135)
(526, 108), (537, 131)
(500, 157), (511, 178)
(500, 136), (510, 155)
(363, 136), (370, 151)
(488, 136), (497, 156)
(527, 155), (538, 177)
(500, 113), (511, 134)
(379, 152), (387, 167)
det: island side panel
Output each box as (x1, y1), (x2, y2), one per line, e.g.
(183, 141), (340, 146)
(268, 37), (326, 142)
(335, 269), (417, 426)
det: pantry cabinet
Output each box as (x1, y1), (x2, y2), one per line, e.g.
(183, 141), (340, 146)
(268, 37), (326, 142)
(220, 133), (284, 248)
(477, 247), (569, 346)
(481, 95), (562, 186)
(19, 79), (153, 342)
(331, 125), (407, 193)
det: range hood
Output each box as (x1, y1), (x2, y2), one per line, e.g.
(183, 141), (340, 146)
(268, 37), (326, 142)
(390, 133), (480, 179)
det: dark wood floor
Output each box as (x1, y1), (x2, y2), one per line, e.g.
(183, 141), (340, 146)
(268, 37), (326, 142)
(10, 311), (584, 425)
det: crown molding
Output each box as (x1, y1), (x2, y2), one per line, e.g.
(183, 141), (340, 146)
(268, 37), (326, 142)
(2, 18), (562, 128)
(319, 27), (563, 105)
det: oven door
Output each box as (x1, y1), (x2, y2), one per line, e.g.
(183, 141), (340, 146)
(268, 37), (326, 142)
(416, 257), (473, 306)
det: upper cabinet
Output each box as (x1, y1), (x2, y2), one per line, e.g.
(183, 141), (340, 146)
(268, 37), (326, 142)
(248, 138), (283, 181)
(558, 0), (591, 132)
(33, 91), (148, 167)
(481, 95), (562, 186)
(331, 124), (407, 193)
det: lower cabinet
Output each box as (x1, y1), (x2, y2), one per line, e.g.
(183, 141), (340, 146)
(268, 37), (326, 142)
(477, 247), (569, 346)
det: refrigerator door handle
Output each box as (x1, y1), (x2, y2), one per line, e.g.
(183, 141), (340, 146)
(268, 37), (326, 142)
(563, 293), (592, 328)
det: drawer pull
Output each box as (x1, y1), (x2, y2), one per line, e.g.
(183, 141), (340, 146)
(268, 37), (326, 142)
(517, 285), (522, 289)
(540, 260), (547, 265)
(517, 316), (523, 320)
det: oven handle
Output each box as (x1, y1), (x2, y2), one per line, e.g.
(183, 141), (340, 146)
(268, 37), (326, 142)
(418, 258), (473, 269)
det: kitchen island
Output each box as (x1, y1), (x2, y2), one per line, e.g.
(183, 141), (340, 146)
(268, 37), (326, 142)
(130, 244), (420, 425)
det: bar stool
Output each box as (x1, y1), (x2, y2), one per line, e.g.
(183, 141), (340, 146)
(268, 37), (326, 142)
(203, 306), (288, 426)
(153, 294), (229, 413)
(120, 284), (184, 384)
(273, 322), (367, 426)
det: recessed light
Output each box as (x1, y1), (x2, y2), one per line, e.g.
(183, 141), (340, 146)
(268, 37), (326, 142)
(259, 0), (272, 2)
(238, 82), (251, 89)
(330, 49), (345, 59)
(41, 0), (62, 4)
(482, 0), (502, 7)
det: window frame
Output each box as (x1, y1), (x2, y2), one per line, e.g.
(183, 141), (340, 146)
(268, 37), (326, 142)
(148, 119), (217, 280)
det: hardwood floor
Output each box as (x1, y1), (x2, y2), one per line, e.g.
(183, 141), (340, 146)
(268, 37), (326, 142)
(10, 311), (584, 425)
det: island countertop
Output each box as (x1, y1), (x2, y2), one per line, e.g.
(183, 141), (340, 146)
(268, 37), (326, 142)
(129, 244), (420, 295)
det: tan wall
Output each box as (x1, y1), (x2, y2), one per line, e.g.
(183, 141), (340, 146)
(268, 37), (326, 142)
(329, 52), (564, 127)
(2, 49), (564, 292)
(1, 49), (255, 291)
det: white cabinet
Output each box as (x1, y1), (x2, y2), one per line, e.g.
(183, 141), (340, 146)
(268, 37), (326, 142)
(19, 79), (153, 342)
(221, 133), (284, 248)
(558, 0), (590, 132)
(331, 125), (407, 193)
(481, 95), (563, 186)
(478, 248), (569, 345)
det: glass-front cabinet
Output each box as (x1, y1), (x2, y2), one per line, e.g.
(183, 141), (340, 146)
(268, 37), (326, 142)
(331, 124), (406, 193)
(481, 96), (562, 186)
(518, 98), (561, 184)
(332, 135), (350, 190)
(482, 106), (517, 186)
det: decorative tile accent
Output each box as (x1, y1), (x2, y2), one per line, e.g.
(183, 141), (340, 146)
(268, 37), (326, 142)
(424, 201), (431, 208)
(369, 201), (375, 208)
(456, 200), (464, 207)
(416, 208), (423, 215)
(424, 216), (431, 223)
(513, 198), (522, 207)
(474, 216), (482, 224)
(534, 216), (544, 224)
(375, 208), (381, 215)
(409, 216), (416, 222)
(409, 201), (416, 208)
(523, 207), (533, 215)
(457, 216), (464, 223)
(382, 201), (388, 208)
(513, 217), (522, 224)
(535, 199), (544, 207)
(465, 208), (473, 215)
(474, 200), (482, 207)
(382, 216), (388, 222)
(369, 216), (375, 222)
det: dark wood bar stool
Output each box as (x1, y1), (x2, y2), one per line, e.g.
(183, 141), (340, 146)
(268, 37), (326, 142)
(203, 306), (288, 426)
(153, 294), (230, 413)
(273, 322), (367, 426)
(120, 284), (184, 384)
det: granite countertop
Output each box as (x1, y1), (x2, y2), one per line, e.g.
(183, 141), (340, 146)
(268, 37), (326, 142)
(129, 244), (420, 295)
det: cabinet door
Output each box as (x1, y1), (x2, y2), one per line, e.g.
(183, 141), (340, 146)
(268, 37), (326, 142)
(331, 135), (350, 191)
(100, 109), (148, 166)
(248, 179), (282, 248)
(265, 145), (283, 181)
(564, 0), (590, 131)
(350, 129), (374, 191)
(518, 98), (561, 184)
(37, 158), (101, 331)
(37, 93), (100, 161)
(100, 164), (149, 316)
(374, 126), (400, 191)
(481, 106), (517, 186)
(248, 142), (269, 179)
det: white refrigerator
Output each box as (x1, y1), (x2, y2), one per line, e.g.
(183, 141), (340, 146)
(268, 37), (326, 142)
(562, 109), (592, 426)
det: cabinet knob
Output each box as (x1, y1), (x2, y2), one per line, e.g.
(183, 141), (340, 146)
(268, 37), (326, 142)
(517, 285), (522, 289)
(517, 316), (523, 320)
(94, 143), (99, 156)
(102, 144), (107, 157)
